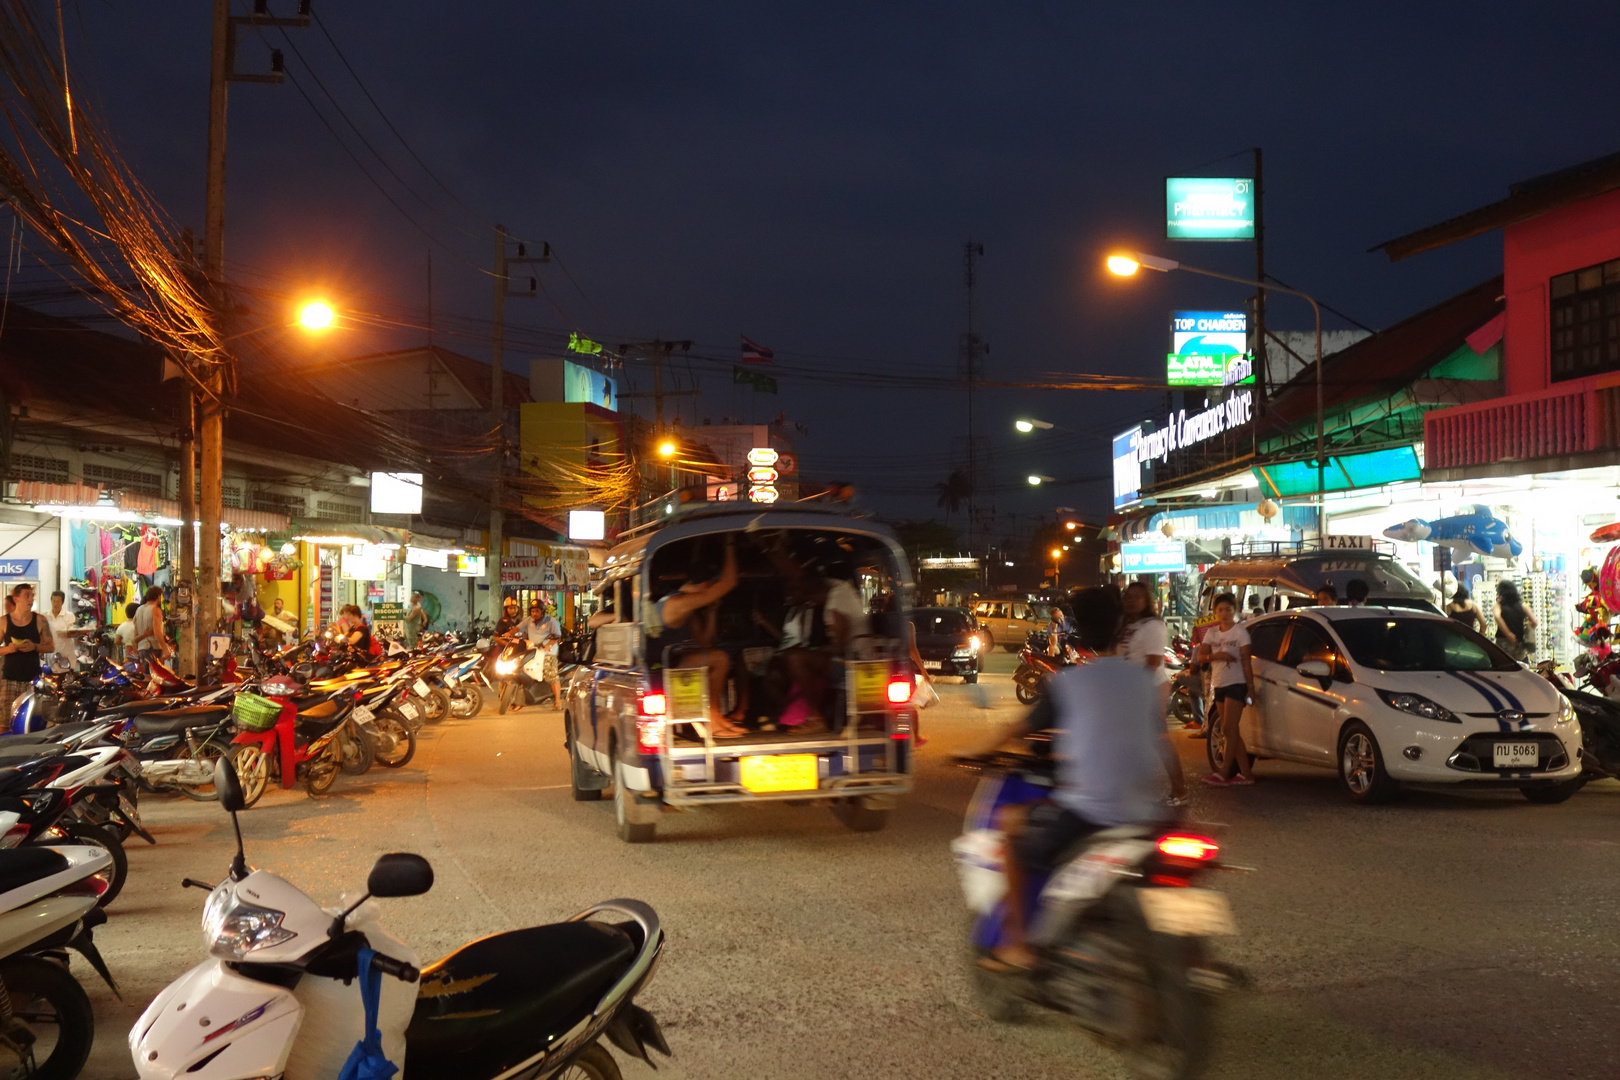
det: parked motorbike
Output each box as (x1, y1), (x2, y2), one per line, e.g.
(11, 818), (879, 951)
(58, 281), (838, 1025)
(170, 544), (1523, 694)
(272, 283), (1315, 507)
(1012, 631), (1093, 706)
(1169, 637), (1204, 729)
(226, 680), (360, 805)
(131, 758), (672, 1080)
(952, 742), (1244, 1080)
(0, 840), (121, 1080)
(440, 647), (487, 718)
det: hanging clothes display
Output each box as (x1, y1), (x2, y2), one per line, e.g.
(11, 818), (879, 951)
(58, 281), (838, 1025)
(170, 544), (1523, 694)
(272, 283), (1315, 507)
(136, 526), (159, 576)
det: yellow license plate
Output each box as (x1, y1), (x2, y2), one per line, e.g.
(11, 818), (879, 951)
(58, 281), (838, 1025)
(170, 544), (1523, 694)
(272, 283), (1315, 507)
(740, 754), (820, 793)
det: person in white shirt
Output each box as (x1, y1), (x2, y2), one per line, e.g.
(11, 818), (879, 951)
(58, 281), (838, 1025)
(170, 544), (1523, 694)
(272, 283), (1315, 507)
(113, 603), (140, 661)
(1119, 581), (1186, 804)
(42, 590), (77, 671)
(1197, 592), (1256, 785)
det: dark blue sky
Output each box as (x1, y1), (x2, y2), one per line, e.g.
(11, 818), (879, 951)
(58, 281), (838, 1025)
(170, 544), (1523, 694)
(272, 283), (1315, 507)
(54, 1), (1620, 534)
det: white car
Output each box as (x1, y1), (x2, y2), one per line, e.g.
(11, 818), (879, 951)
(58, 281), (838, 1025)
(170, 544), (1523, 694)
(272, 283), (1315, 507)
(1215, 607), (1583, 804)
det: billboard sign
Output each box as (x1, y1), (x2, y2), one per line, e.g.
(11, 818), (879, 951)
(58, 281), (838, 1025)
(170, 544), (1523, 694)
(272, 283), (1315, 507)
(1113, 427), (1143, 511)
(1165, 177), (1254, 240)
(1120, 540), (1188, 575)
(370, 472), (423, 515)
(562, 361), (617, 412)
(1168, 311), (1255, 387)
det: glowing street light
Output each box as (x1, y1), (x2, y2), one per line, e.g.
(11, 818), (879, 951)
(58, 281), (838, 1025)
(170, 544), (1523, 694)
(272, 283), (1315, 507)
(1014, 418), (1054, 433)
(657, 440), (677, 458)
(1050, 548), (1063, 560)
(1027, 474), (1053, 486)
(297, 300), (336, 331)
(1105, 252), (1179, 276)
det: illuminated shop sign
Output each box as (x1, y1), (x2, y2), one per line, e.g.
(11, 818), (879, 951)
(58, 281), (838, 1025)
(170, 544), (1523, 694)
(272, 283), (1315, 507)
(1165, 177), (1255, 240)
(1168, 310), (1255, 387)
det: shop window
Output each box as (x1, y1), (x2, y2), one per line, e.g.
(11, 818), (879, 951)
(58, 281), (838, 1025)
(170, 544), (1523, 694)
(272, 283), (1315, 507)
(8, 454), (69, 483)
(1550, 258), (1620, 381)
(82, 462), (163, 495)
(253, 490), (306, 516)
(314, 499), (363, 521)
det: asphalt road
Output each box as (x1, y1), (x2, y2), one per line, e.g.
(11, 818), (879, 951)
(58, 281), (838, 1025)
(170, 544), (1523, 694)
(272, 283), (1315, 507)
(82, 662), (1620, 1080)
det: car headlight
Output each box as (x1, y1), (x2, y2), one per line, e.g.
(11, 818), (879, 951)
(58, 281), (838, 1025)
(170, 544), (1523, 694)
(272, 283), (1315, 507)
(1557, 694), (1576, 725)
(952, 646), (972, 659)
(968, 635), (982, 655)
(203, 888), (295, 960)
(1375, 689), (1459, 724)
(494, 657), (518, 675)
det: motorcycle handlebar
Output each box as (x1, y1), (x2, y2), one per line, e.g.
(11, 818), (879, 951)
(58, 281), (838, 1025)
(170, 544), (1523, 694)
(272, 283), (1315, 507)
(371, 952), (419, 982)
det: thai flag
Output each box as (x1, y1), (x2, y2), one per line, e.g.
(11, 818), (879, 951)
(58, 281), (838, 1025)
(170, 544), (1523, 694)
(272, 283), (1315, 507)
(741, 335), (774, 363)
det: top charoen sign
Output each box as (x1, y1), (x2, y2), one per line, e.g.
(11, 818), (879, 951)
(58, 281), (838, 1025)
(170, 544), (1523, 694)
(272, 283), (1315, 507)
(1166, 177), (1255, 240)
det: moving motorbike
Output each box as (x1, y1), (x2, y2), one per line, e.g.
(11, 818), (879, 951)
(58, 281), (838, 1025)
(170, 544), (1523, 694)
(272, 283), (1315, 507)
(131, 758), (672, 1080)
(1012, 630), (1093, 706)
(952, 741), (1244, 1080)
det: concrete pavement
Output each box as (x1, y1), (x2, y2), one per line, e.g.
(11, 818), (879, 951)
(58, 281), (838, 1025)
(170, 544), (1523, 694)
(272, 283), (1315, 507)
(82, 673), (1620, 1079)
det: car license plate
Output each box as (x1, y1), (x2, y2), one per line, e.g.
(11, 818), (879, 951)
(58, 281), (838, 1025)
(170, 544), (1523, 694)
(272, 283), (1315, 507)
(739, 754), (819, 794)
(353, 705), (375, 724)
(412, 679), (431, 697)
(923, 661), (944, 672)
(397, 700), (419, 720)
(1494, 741), (1539, 768)
(1137, 888), (1237, 936)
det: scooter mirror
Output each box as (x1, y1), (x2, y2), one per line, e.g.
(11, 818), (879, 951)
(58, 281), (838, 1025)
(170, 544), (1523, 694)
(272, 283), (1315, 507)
(368, 852), (434, 898)
(215, 756), (246, 814)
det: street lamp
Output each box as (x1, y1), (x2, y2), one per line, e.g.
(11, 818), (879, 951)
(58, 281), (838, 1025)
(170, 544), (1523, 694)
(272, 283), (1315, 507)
(1050, 546), (1065, 590)
(1027, 474), (1053, 486)
(657, 440), (677, 458)
(1014, 418), (1054, 433)
(296, 300), (336, 332)
(1107, 249), (1325, 534)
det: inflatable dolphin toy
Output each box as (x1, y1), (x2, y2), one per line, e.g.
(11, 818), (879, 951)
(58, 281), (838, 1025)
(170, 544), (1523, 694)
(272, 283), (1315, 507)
(1383, 504), (1522, 560)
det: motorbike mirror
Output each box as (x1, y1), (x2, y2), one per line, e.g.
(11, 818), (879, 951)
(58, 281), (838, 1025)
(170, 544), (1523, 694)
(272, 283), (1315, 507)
(215, 756), (245, 814)
(367, 852), (434, 898)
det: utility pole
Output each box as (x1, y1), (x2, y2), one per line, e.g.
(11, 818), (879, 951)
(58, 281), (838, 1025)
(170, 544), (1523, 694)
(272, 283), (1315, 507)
(961, 242), (985, 567)
(487, 226), (544, 619)
(1252, 147), (1267, 418)
(197, 0), (305, 668)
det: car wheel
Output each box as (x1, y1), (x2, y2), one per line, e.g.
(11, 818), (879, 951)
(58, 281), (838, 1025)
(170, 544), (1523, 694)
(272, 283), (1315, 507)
(612, 753), (658, 843)
(1205, 711), (1228, 775)
(979, 630), (995, 652)
(1521, 777), (1585, 804)
(1338, 722), (1399, 804)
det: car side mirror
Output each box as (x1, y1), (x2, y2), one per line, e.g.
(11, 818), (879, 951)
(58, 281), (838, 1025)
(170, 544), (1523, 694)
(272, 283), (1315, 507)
(1297, 659), (1333, 682)
(368, 852), (434, 898)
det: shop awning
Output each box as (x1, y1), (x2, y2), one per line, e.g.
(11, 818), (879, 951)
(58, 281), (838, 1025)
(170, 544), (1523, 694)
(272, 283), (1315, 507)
(290, 522), (409, 545)
(116, 493), (289, 533)
(1119, 501), (1318, 541)
(1254, 445), (1422, 499)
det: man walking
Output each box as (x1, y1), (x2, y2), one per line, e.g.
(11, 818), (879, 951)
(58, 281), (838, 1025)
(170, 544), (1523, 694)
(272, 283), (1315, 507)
(404, 592), (428, 649)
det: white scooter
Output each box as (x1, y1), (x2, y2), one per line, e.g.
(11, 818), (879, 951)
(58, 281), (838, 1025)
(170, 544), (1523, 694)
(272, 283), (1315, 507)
(0, 841), (121, 1079)
(131, 759), (671, 1080)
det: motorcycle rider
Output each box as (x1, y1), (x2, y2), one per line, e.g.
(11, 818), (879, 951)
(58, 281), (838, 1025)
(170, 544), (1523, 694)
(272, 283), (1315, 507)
(514, 599), (564, 711)
(969, 586), (1167, 972)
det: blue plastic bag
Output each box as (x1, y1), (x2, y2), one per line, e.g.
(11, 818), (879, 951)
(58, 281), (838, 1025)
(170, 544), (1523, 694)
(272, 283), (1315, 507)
(337, 948), (399, 1080)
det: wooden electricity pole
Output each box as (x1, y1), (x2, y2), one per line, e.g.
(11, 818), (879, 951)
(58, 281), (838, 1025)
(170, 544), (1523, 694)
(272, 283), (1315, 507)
(487, 227), (545, 618)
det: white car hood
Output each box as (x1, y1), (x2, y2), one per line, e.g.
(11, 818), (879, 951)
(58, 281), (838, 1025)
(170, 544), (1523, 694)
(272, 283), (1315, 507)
(1380, 668), (1559, 729)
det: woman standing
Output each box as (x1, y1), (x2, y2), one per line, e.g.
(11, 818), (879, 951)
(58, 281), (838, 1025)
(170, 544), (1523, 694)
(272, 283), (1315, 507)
(0, 584), (54, 723)
(1494, 580), (1537, 661)
(1198, 592), (1255, 786)
(1120, 581), (1188, 804)
(1446, 586), (1487, 635)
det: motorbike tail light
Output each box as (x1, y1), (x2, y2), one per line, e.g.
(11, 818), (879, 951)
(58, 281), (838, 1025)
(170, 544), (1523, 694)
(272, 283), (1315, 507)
(1157, 833), (1220, 863)
(887, 677), (912, 705)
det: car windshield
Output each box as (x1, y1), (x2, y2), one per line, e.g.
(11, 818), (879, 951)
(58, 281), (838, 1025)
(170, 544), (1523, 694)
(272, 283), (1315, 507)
(911, 610), (971, 635)
(1332, 617), (1520, 672)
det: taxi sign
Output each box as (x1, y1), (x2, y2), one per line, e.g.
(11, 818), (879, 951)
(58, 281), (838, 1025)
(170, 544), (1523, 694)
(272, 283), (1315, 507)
(746, 447), (780, 467)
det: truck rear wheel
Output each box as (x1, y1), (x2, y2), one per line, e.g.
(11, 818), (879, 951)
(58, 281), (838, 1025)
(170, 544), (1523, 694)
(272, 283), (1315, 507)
(567, 716), (603, 802)
(614, 761), (658, 843)
(831, 796), (890, 833)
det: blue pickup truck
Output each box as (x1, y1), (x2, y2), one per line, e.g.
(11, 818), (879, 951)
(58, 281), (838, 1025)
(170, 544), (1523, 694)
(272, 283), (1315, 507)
(564, 502), (918, 842)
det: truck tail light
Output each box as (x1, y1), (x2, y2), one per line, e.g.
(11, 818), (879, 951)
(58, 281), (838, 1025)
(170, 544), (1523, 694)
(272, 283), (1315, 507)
(637, 691), (667, 753)
(887, 677), (912, 705)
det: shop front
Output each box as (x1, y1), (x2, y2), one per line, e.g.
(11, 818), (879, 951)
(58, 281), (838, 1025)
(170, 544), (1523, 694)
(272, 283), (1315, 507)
(500, 542), (593, 628)
(403, 542), (485, 633)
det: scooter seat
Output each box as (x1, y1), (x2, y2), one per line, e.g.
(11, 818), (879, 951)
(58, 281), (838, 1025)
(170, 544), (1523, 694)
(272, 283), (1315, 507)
(99, 696), (193, 719)
(134, 706), (231, 736)
(0, 743), (64, 765)
(0, 847), (71, 896)
(406, 922), (636, 1078)
(294, 699), (340, 721)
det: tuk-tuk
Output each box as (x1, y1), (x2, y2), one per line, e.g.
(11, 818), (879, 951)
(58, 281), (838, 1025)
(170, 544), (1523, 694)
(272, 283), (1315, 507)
(566, 501), (917, 842)
(1192, 548), (1438, 642)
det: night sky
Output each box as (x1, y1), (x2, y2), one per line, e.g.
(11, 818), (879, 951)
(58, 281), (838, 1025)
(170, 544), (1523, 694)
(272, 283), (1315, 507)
(45, 2), (1620, 535)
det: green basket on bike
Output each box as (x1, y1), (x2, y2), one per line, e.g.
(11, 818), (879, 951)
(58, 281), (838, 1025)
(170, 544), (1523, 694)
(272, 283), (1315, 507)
(231, 691), (285, 732)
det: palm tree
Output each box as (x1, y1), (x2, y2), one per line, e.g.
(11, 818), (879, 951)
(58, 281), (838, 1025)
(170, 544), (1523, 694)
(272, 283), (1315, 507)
(935, 469), (972, 521)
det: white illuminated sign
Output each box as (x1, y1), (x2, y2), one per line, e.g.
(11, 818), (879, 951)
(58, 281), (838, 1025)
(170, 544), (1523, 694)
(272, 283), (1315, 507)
(370, 472), (424, 514)
(748, 485), (779, 504)
(405, 546), (448, 569)
(746, 447), (780, 467)
(568, 509), (606, 541)
(1128, 389), (1253, 467)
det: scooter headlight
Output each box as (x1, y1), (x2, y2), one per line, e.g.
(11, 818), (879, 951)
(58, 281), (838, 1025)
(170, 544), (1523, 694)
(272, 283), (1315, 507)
(203, 887), (295, 959)
(494, 657), (518, 676)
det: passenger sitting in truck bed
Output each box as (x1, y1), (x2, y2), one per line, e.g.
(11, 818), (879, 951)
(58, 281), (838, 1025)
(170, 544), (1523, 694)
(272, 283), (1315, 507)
(648, 536), (748, 737)
(752, 538), (871, 729)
